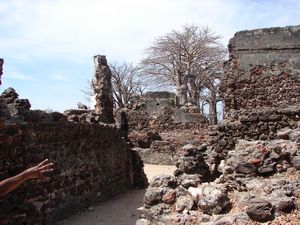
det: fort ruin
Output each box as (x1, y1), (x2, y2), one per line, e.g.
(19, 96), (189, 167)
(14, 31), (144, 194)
(137, 25), (300, 224)
(0, 25), (300, 225)
(221, 25), (300, 113)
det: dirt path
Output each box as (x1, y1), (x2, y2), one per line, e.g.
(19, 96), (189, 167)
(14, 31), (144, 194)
(143, 164), (176, 180)
(59, 164), (176, 225)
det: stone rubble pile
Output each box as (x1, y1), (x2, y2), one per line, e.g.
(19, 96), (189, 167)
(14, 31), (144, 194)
(137, 126), (300, 224)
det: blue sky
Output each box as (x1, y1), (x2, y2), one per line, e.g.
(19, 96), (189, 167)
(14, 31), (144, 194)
(0, 0), (299, 112)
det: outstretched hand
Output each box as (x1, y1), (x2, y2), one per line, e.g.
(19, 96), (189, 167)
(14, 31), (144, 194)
(23, 159), (54, 180)
(0, 159), (54, 197)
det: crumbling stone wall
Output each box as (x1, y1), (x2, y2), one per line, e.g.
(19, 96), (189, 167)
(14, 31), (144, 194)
(137, 25), (300, 225)
(213, 25), (300, 161)
(208, 106), (300, 162)
(202, 25), (300, 223)
(116, 92), (209, 165)
(0, 88), (147, 225)
(117, 91), (208, 132)
(221, 25), (300, 115)
(92, 55), (114, 123)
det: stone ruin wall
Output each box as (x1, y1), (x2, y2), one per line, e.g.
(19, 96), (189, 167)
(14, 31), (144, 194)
(221, 26), (300, 114)
(137, 25), (300, 225)
(211, 25), (300, 162)
(0, 58), (147, 224)
(119, 91), (209, 132)
(208, 106), (300, 164)
(117, 92), (209, 165)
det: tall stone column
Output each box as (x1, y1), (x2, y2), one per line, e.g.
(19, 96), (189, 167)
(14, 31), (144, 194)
(92, 55), (115, 123)
(0, 58), (3, 85)
(0, 58), (6, 143)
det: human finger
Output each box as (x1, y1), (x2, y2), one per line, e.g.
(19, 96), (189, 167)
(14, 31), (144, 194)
(37, 159), (50, 167)
(38, 163), (53, 171)
(40, 168), (54, 174)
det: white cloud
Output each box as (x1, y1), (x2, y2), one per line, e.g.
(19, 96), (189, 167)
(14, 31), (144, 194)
(0, 2), (5, 14)
(0, 0), (299, 111)
(1, 0), (299, 64)
(5, 71), (33, 81)
(50, 73), (69, 81)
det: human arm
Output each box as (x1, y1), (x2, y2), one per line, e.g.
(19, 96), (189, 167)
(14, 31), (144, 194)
(0, 159), (53, 197)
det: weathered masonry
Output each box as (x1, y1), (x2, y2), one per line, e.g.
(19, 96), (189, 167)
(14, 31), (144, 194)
(0, 58), (3, 85)
(137, 25), (300, 225)
(211, 25), (300, 164)
(221, 25), (300, 114)
(0, 57), (147, 225)
(92, 55), (115, 123)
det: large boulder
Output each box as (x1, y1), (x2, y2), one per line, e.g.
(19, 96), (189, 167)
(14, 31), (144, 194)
(188, 184), (231, 215)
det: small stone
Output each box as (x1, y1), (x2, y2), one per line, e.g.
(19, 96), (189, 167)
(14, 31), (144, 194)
(249, 116), (259, 122)
(292, 156), (300, 170)
(283, 185), (294, 197)
(277, 128), (292, 139)
(276, 164), (287, 173)
(135, 218), (151, 225)
(144, 188), (163, 207)
(259, 134), (268, 140)
(289, 129), (300, 142)
(162, 190), (176, 204)
(246, 198), (274, 222)
(177, 173), (202, 188)
(269, 151), (281, 160)
(258, 164), (275, 176)
(235, 162), (257, 174)
(212, 216), (235, 225)
(149, 175), (177, 188)
(87, 207), (95, 212)
(276, 200), (295, 213)
(249, 159), (261, 165)
(175, 185), (189, 198)
(175, 195), (194, 213)
(201, 214), (211, 222)
(219, 140), (228, 146)
(178, 144), (198, 156)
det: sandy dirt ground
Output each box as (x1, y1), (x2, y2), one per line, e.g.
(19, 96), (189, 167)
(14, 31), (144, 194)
(58, 164), (176, 225)
(143, 164), (176, 181)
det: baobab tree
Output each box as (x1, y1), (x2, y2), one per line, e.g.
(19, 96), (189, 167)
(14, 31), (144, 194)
(141, 25), (226, 123)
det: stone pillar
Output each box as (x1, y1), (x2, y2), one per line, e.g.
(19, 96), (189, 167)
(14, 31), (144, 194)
(0, 58), (3, 85)
(92, 55), (114, 123)
(0, 58), (5, 125)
